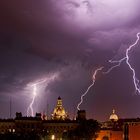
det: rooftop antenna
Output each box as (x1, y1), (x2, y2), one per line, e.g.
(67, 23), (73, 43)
(47, 103), (49, 120)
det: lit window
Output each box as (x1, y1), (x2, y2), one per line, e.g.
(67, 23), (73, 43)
(51, 134), (55, 140)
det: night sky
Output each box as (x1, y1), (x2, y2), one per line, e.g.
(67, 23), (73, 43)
(0, 0), (140, 121)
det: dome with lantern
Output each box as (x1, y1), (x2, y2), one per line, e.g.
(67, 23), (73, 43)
(109, 109), (119, 121)
(51, 97), (68, 120)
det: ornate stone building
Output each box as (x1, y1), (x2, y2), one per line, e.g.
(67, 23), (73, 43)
(97, 109), (123, 140)
(1, 98), (140, 140)
(0, 97), (80, 140)
(51, 97), (68, 120)
(109, 109), (119, 122)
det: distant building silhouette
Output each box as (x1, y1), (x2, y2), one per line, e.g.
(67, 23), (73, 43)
(0, 99), (140, 140)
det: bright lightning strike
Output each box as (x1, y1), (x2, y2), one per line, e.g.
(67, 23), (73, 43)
(77, 67), (104, 110)
(27, 79), (47, 117)
(76, 32), (140, 111)
(27, 73), (59, 116)
(104, 32), (140, 94)
(27, 83), (37, 117)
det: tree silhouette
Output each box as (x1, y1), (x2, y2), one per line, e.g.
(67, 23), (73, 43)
(67, 119), (100, 140)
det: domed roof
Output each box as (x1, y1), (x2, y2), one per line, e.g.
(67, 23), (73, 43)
(52, 97), (68, 120)
(109, 109), (118, 121)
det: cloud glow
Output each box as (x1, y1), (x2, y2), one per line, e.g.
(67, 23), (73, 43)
(52, 0), (139, 29)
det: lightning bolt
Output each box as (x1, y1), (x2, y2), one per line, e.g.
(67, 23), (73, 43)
(27, 79), (47, 117)
(103, 32), (140, 94)
(27, 73), (59, 116)
(77, 66), (104, 110)
(76, 32), (140, 111)
(27, 83), (37, 116)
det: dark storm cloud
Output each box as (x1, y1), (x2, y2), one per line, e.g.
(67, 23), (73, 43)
(0, 0), (140, 59)
(0, 0), (140, 120)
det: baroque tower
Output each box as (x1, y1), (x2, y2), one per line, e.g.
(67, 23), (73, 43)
(51, 97), (68, 120)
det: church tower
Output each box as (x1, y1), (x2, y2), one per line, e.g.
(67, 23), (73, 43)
(51, 97), (68, 120)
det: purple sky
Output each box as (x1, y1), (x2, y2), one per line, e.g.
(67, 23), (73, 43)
(0, 0), (140, 121)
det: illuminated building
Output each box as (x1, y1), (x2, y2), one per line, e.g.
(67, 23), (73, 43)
(109, 109), (119, 122)
(0, 119), (15, 134)
(96, 109), (140, 140)
(51, 96), (68, 120)
(1, 98), (140, 140)
(123, 118), (140, 140)
(128, 122), (140, 140)
(0, 96), (100, 140)
(96, 130), (123, 140)
(0, 97), (82, 140)
(97, 109), (123, 140)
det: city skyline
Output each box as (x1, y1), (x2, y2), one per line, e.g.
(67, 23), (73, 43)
(0, 0), (140, 121)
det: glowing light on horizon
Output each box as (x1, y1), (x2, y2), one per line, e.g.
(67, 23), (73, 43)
(77, 67), (104, 110)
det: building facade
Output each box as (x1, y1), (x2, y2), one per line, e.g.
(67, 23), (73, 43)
(96, 110), (140, 140)
(0, 97), (78, 139)
(0, 98), (140, 140)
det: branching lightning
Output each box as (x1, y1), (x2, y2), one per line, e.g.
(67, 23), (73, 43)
(77, 32), (140, 110)
(104, 32), (140, 94)
(27, 73), (59, 116)
(77, 67), (104, 110)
